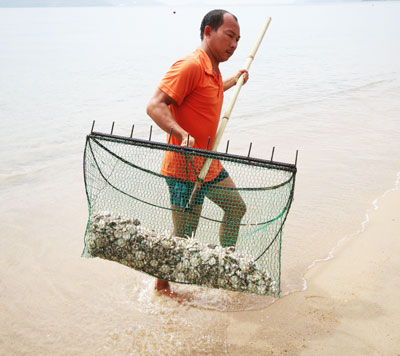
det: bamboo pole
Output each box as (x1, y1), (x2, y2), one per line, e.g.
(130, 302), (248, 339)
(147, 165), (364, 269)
(185, 17), (272, 210)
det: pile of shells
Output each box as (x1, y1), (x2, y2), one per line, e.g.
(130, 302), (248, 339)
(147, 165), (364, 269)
(84, 212), (276, 295)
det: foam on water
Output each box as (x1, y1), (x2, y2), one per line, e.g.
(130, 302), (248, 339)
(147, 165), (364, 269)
(302, 170), (400, 288)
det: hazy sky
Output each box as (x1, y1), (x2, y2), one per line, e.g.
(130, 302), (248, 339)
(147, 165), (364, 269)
(159, 0), (288, 5)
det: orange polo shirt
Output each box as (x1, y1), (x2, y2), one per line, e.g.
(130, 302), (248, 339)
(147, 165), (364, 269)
(159, 47), (224, 182)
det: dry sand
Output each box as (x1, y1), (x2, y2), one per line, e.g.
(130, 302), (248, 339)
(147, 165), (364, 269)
(226, 187), (400, 355)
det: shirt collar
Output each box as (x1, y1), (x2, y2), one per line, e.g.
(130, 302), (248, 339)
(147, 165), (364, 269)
(196, 47), (220, 78)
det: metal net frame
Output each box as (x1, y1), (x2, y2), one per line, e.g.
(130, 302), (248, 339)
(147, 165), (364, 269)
(82, 130), (297, 297)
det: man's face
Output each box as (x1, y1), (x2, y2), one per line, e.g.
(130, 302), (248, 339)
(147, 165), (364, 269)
(207, 13), (241, 63)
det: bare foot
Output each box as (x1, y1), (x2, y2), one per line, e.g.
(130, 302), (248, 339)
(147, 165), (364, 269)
(155, 278), (186, 304)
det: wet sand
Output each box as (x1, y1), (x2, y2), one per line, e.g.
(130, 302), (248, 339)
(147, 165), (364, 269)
(226, 186), (400, 355)
(1, 178), (399, 355)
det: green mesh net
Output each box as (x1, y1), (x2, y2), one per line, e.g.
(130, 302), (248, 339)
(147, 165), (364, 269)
(82, 131), (297, 297)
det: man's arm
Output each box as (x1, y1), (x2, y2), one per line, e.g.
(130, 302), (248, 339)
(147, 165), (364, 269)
(146, 88), (195, 147)
(223, 69), (249, 91)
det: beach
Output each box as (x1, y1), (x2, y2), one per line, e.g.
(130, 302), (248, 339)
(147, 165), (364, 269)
(1, 171), (399, 355)
(1, 3), (400, 355)
(226, 182), (400, 355)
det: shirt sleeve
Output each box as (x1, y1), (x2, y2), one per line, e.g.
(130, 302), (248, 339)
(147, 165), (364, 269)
(158, 57), (202, 106)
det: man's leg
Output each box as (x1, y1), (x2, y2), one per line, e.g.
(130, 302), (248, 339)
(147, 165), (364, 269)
(206, 176), (246, 247)
(154, 204), (202, 302)
(171, 204), (203, 238)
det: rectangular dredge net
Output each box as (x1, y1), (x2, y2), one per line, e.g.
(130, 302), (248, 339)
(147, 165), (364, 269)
(82, 132), (296, 297)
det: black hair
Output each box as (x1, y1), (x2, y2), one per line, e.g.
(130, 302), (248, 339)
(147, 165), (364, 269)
(200, 9), (238, 40)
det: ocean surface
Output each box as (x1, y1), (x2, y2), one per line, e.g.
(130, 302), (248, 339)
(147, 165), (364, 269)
(1, 2), (400, 355)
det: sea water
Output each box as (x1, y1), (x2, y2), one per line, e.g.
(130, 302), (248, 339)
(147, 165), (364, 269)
(0, 2), (399, 355)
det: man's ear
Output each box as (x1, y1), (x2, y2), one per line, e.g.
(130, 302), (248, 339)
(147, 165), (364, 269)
(203, 25), (213, 38)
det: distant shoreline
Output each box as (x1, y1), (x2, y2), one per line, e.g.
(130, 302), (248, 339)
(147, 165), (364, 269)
(0, 0), (164, 8)
(1, 0), (399, 8)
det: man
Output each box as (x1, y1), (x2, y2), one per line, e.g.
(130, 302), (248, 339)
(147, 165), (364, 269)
(147, 9), (248, 301)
